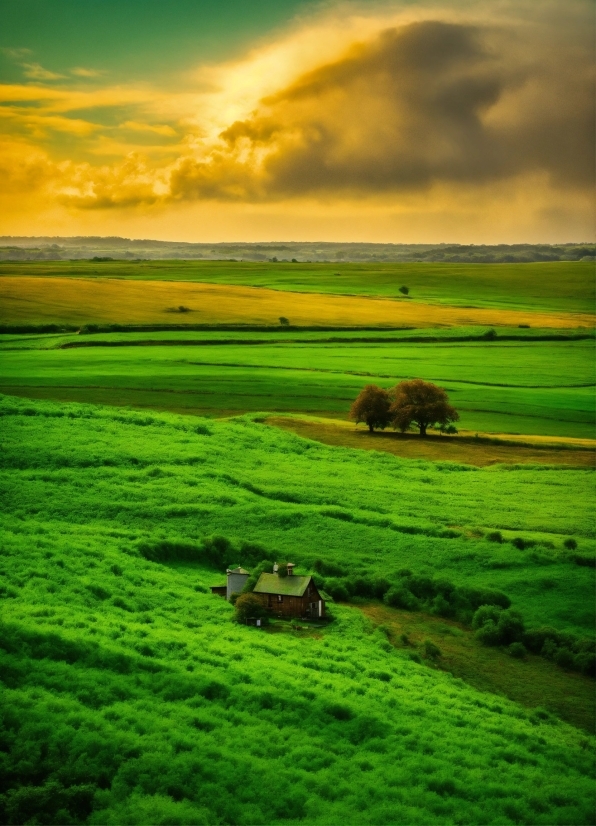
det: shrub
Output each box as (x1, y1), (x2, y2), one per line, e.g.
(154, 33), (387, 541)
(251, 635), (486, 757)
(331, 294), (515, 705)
(570, 554), (595, 567)
(1, 780), (96, 824)
(475, 620), (502, 646)
(512, 537), (528, 550)
(508, 642), (527, 658)
(497, 610), (525, 645)
(563, 537), (577, 550)
(313, 559), (344, 577)
(234, 593), (268, 624)
(404, 574), (435, 601)
(325, 702), (353, 721)
(486, 531), (503, 543)
(398, 286), (409, 295)
(242, 559), (275, 593)
(279, 317), (290, 326)
(473, 607), (525, 646)
(323, 578), (350, 602)
(430, 595), (453, 617)
(423, 640), (441, 659)
(472, 605), (502, 630)
(554, 648), (575, 670)
(138, 535), (234, 567)
(574, 652), (596, 677)
(458, 586), (511, 611)
(369, 670), (392, 682)
(383, 586), (420, 611)
(523, 627), (560, 654)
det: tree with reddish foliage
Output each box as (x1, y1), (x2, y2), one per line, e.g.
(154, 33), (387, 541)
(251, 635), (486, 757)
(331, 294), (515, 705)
(349, 384), (392, 432)
(390, 379), (459, 437)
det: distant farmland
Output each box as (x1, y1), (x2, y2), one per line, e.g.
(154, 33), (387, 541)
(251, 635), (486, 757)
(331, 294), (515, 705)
(0, 274), (594, 329)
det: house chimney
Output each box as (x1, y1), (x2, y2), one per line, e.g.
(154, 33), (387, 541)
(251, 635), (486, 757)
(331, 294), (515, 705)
(273, 562), (279, 573)
(287, 563), (295, 576)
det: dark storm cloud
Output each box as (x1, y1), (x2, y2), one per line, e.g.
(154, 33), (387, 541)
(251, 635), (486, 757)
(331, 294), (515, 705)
(170, 11), (594, 201)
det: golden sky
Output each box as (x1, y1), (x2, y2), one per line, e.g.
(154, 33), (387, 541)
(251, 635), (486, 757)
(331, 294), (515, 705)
(0, 0), (593, 242)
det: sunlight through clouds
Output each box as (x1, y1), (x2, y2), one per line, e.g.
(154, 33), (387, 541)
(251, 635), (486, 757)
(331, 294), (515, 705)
(0, 0), (592, 241)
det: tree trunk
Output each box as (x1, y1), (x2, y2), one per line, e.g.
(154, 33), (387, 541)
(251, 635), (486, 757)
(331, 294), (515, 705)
(419, 423), (427, 437)
(368, 422), (374, 433)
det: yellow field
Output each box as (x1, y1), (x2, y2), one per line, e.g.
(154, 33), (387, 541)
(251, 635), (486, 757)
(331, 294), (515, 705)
(1, 276), (594, 328)
(266, 415), (596, 468)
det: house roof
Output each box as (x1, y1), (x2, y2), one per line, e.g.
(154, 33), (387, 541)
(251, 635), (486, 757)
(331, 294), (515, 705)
(227, 567), (250, 575)
(253, 572), (312, 597)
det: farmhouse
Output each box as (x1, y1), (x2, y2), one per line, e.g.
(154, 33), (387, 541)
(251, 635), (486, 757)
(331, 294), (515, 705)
(252, 562), (326, 619)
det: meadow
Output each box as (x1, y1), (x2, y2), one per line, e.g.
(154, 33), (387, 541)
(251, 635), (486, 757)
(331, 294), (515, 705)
(1, 332), (593, 439)
(1, 395), (595, 824)
(1, 259), (594, 314)
(2, 275), (591, 329)
(0, 258), (595, 824)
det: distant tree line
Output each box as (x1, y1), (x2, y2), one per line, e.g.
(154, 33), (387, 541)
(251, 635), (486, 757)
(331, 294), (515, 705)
(1, 240), (593, 262)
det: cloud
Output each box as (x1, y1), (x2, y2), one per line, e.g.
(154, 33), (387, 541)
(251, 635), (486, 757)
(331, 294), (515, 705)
(56, 152), (170, 209)
(71, 67), (104, 78)
(121, 121), (178, 137)
(170, 7), (594, 202)
(0, 137), (58, 197)
(0, 107), (98, 136)
(1, 47), (32, 59)
(21, 62), (66, 81)
(0, 0), (593, 243)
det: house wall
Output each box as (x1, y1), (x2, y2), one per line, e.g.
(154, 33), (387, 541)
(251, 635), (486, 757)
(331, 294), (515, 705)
(307, 582), (326, 618)
(252, 580), (325, 619)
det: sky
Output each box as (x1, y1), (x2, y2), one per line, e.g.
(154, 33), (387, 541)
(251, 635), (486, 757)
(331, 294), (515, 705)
(0, 0), (593, 243)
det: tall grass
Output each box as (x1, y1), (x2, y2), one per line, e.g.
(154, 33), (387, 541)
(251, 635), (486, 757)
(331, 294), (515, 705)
(1, 395), (595, 823)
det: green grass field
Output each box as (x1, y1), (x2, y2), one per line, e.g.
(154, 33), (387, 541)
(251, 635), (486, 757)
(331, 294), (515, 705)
(1, 333), (594, 438)
(1, 259), (595, 824)
(1, 395), (594, 824)
(1, 259), (594, 314)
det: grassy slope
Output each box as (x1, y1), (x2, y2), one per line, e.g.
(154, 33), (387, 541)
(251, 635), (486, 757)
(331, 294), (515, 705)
(1, 259), (594, 314)
(2, 394), (593, 634)
(358, 603), (594, 731)
(1, 336), (594, 438)
(1, 395), (595, 824)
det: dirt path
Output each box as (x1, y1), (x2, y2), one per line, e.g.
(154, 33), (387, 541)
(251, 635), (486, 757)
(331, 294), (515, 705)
(266, 415), (596, 467)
